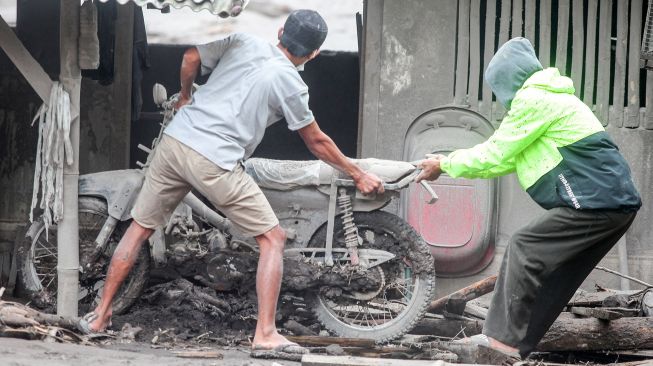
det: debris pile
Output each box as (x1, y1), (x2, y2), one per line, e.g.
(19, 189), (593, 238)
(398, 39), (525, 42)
(1, 275), (652, 365)
(113, 278), (260, 346)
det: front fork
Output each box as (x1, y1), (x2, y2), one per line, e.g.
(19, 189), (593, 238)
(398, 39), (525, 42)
(85, 216), (119, 271)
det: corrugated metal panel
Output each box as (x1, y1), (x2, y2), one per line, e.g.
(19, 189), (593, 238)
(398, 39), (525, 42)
(88, 0), (249, 17)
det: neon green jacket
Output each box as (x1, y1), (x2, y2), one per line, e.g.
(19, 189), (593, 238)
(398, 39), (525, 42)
(439, 68), (640, 211)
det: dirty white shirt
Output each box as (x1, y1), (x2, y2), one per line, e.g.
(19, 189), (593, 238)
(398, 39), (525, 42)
(164, 33), (315, 171)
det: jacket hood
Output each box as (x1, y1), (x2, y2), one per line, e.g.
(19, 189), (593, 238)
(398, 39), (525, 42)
(522, 68), (576, 94)
(485, 37), (543, 109)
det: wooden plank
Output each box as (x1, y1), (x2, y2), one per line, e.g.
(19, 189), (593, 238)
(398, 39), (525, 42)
(601, 307), (641, 317)
(498, 0), (511, 47)
(569, 306), (623, 320)
(613, 0), (629, 127)
(583, 0), (599, 106)
(524, 0), (536, 42)
(468, 0), (482, 110)
(454, 0), (471, 106)
(567, 290), (641, 307)
(428, 275), (497, 313)
(539, 0), (552, 67)
(301, 355), (494, 366)
(480, 0), (497, 119)
(415, 314), (653, 352)
(646, 70), (653, 129)
(626, 0), (643, 128)
(0, 15), (53, 103)
(511, 0), (523, 37)
(555, 0), (570, 73)
(172, 351), (223, 359)
(595, 0), (612, 126)
(412, 316), (484, 338)
(570, 0), (585, 98)
(494, 0), (512, 120)
(464, 303), (488, 319)
(538, 316), (653, 351)
(288, 335), (376, 348)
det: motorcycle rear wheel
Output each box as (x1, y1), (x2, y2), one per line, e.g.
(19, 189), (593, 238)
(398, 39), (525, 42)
(17, 196), (150, 315)
(306, 211), (436, 343)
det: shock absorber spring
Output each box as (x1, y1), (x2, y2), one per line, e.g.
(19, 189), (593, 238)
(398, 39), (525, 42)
(338, 188), (360, 265)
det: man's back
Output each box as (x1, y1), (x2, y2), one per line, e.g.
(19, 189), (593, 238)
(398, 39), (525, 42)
(165, 33), (315, 171)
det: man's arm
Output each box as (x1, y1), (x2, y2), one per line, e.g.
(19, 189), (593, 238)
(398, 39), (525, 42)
(175, 47), (200, 110)
(298, 122), (384, 195)
(175, 35), (235, 110)
(438, 90), (550, 179)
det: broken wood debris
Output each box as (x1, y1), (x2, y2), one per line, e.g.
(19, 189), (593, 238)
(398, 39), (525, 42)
(413, 310), (653, 352)
(427, 275), (496, 314)
(537, 316), (653, 352)
(411, 316), (484, 338)
(301, 354), (497, 366)
(462, 303), (488, 320)
(567, 289), (642, 307)
(172, 350), (224, 359)
(287, 335), (376, 348)
(284, 319), (318, 336)
(569, 306), (623, 320)
(594, 266), (653, 288)
(0, 300), (79, 332)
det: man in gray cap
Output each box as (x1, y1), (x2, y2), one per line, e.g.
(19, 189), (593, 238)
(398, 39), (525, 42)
(82, 10), (384, 357)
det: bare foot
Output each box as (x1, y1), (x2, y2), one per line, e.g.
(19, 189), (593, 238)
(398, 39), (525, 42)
(252, 331), (296, 350)
(88, 308), (112, 332)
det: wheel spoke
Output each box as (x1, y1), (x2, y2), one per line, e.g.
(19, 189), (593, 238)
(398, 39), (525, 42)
(35, 243), (57, 258)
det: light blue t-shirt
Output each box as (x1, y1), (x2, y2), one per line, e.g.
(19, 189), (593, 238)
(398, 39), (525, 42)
(164, 33), (315, 171)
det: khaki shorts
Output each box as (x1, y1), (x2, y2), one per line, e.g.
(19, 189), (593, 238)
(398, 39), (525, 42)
(131, 135), (279, 237)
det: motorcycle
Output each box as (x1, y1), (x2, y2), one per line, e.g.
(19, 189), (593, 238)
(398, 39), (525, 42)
(17, 84), (439, 342)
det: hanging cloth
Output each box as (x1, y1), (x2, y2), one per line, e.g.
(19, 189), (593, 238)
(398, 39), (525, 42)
(29, 82), (73, 236)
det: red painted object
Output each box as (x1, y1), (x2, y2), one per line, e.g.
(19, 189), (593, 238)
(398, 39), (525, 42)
(402, 107), (497, 276)
(407, 175), (495, 275)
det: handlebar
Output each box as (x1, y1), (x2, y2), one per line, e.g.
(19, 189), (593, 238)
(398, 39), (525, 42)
(334, 168), (438, 204)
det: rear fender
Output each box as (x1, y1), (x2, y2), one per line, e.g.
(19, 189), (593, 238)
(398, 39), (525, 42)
(79, 169), (145, 221)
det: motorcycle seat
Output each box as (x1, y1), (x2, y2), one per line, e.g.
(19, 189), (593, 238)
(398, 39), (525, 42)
(244, 158), (415, 190)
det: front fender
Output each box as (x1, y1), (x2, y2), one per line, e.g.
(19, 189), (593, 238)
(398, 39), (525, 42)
(79, 169), (144, 221)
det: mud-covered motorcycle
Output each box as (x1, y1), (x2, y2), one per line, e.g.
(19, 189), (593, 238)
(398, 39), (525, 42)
(17, 84), (438, 342)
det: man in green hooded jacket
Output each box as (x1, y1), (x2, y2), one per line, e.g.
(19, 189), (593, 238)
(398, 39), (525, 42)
(416, 38), (641, 358)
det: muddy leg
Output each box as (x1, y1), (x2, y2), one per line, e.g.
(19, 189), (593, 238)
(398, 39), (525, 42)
(89, 221), (153, 332)
(252, 225), (293, 348)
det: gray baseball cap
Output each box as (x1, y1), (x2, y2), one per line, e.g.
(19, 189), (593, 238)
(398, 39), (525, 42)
(281, 9), (328, 57)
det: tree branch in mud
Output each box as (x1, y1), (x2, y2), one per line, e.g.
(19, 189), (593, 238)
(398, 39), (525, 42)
(0, 300), (79, 332)
(412, 314), (653, 352)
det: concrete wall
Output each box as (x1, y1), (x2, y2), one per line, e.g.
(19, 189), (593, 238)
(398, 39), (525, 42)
(359, 0), (653, 297)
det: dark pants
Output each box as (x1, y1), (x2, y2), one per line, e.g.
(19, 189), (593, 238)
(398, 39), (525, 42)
(483, 207), (636, 357)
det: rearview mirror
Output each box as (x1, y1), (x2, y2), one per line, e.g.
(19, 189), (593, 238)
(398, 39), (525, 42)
(153, 83), (168, 106)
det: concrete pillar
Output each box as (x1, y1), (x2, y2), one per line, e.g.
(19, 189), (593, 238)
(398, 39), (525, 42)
(57, 0), (81, 317)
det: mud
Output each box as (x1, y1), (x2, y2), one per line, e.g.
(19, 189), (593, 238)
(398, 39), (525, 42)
(162, 250), (385, 295)
(112, 278), (260, 346)
(0, 337), (298, 366)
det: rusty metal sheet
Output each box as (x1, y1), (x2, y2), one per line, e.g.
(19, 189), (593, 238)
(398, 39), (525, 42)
(88, 0), (248, 17)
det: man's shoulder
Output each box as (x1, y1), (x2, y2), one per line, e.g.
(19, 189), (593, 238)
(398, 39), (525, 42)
(228, 32), (271, 48)
(267, 65), (306, 90)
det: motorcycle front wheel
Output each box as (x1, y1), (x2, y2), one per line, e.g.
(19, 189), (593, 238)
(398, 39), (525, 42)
(305, 211), (436, 343)
(17, 196), (150, 315)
